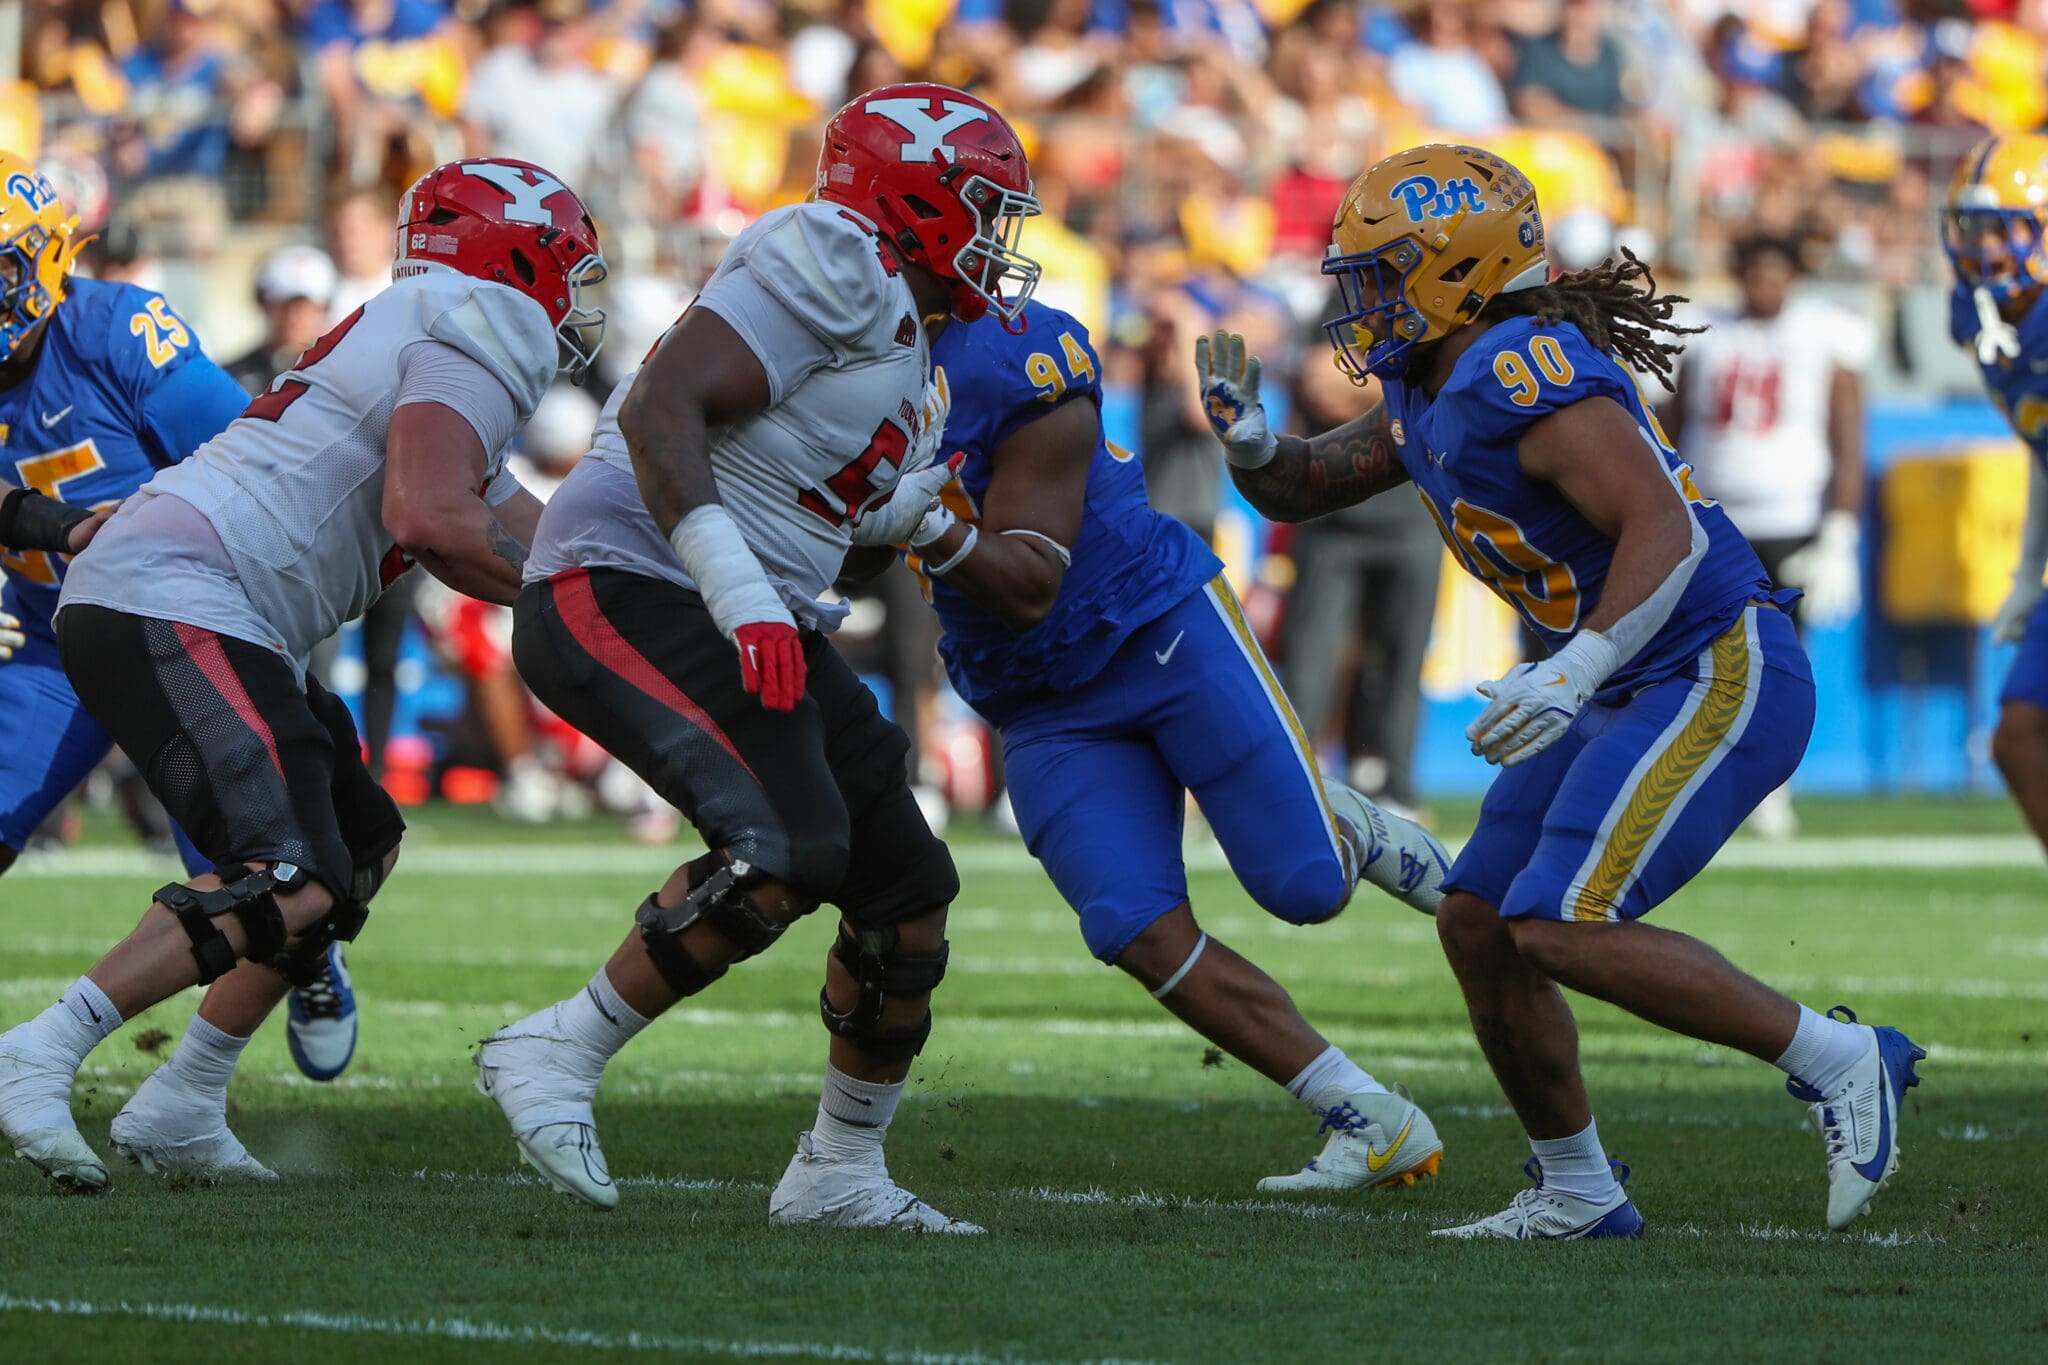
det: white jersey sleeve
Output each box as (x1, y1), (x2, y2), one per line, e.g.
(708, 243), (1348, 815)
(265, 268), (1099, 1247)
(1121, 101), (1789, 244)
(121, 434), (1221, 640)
(392, 339), (523, 459)
(529, 203), (930, 632)
(693, 267), (839, 406)
(60, 273), (554, 666)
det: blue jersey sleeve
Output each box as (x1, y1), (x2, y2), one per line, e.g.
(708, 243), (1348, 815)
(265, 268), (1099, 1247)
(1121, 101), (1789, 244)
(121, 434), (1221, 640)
(92, 285), (241, 467)
(1436, 318), (1636, 456)
(946, 304), (1105, 457)
(140, 356), (248, 467)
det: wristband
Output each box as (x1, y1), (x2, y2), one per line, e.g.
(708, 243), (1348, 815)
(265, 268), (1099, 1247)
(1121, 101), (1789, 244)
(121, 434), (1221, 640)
(0, 487), (92, 554)
(908, 502), (956, 551)
(926, 525), (978, 577)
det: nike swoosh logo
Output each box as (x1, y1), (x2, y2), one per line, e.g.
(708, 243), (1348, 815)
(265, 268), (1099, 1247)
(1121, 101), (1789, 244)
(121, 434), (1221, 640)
(1365, 1112), (1417, 1171)
(40, 406), (72, 428)
(80, 998), (102, 1025)
(585, 983), (620, 1027)
(1851, 1076), (1893, 1183)
(1543, 672), (1568, 687)
(1155, 630), (1186, 665)
(746, 645), (759, 670)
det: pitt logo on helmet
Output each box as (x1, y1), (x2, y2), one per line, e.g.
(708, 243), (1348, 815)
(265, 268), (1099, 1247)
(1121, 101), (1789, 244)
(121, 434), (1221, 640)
(1392, 174), (1486, 224)
(1322, 144), (1546, 383)
(0, 153), (87, 360)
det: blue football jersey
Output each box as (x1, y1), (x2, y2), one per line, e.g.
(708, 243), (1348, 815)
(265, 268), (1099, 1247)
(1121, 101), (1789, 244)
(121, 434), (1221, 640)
(1385, 315), (1779, 700)
(0, 277), (248, 630)
(1952, 282), (2048, 465)
(924, 300), (1221, 715)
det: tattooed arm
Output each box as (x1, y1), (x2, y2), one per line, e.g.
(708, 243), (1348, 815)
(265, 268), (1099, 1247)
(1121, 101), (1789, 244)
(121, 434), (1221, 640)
(384, 401), (537, 605)
(1229, 402), (1410, 524)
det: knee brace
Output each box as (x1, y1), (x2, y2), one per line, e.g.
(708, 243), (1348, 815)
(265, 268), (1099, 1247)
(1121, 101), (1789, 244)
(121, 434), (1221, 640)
(634, 855), (798, 997)
(818, 922), (950, 1064)
(157, 862), (309, 984)
(273, 896), (371, 986)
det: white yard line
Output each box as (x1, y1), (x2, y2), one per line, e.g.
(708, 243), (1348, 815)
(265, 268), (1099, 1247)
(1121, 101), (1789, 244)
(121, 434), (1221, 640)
(0, 1295), (1137, 1364)
(12, 834), (2047, 882)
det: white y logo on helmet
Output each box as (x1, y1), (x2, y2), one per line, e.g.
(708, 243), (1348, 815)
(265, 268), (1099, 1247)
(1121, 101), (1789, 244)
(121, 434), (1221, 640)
(863, 98), (991, 164)
(460, 162), (566, 227)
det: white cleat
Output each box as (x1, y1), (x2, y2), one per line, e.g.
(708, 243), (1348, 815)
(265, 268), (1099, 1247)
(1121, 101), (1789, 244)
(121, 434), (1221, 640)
(769, 1131), (983, 1233)
(109, 1071), (277, 1183)
(474, 1009), (617, 1210)
(1258, 1086), (1444, 1193)
(1324, 779), (1450, 915)
(1433, 1158), (1646, 1240)
(0, 1028), (105, 1192)
(1785, 1007), (1925, 1230)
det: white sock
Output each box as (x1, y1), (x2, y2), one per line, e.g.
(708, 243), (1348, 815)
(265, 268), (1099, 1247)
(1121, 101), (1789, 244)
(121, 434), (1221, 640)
(810, 1065), (904, 1163)
(159, 1016), (248, 1103)
(1775, 1004), (1871, 1097)
(25, 977), (123, 1071)
(1530, 1119), (1620, 1202)
(1284, 1044), (1388, 1117)
(558, 970), (650, 1063)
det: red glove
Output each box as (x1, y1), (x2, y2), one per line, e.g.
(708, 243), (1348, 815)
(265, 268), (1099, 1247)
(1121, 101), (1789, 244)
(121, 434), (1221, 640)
(734, 621), (807, 711)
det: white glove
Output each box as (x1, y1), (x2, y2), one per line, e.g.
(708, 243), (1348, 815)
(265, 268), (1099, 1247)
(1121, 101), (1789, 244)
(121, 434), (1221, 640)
(851, 452), (963, 547)
(1194, 330), (1278, 469)
(903, 369), (952, 475)
(1994, 572), (2046, 646)
(1778, 510), (1861, 628)
(1469, 631), (1621, 768)
(0, 609), (22, 662)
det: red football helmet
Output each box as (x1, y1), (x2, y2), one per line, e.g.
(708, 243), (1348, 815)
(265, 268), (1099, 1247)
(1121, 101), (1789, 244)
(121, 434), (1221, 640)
(395, 158), (608, 380)
(815, 84), (1041, 325)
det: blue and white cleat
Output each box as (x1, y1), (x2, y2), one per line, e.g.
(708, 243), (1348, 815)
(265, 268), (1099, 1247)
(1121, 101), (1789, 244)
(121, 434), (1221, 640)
(1323, 778), (1450, 915)
(1433, 1158), (1645, 1240)
(286, 944), (358, 1082)
(1786, 1006), (1925, 1231)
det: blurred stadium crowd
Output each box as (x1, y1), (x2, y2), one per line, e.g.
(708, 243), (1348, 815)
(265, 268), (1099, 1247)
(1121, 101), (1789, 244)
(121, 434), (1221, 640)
(5, 0), (2037, 839)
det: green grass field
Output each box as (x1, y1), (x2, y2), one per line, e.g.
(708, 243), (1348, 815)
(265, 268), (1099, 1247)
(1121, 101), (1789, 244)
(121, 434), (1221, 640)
(3, 799), (2045, 1363)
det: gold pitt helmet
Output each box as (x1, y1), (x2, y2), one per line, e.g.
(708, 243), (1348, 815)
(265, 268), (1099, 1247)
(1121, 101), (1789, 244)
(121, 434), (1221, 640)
(1322, 143), (1548, 382)
(0, 152), (85, 359)
(1943, 134), (2048, 301)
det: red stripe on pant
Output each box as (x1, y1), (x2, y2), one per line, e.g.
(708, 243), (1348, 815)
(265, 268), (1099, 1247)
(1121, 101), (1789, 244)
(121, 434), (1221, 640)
(549, 568), (760, 781)
(171, 621), (285, 780)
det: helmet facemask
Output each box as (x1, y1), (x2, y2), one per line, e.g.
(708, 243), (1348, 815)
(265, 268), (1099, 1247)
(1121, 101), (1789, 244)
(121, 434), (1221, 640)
(1323, 238), (1432, 382)
(945, 170), (1041, 324)
(0, 224), (63, 359)
(553, 249), (608, 383)
(1944, 195), (2048, 305)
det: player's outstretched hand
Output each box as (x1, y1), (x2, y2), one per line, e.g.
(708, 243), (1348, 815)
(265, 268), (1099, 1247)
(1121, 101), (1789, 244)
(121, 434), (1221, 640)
(1194, 330), (1278, 470)
(1778, 510), (1860, 628)
(850, 452), (964, 548)
(0, 609), (23, 662)
(1993, 573), (2045, 646)
(67, 502), (120, 555)
(734, 621), (806, 711)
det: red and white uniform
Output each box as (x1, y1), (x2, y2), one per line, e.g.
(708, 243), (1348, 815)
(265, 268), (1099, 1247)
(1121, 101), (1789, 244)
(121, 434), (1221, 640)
(1677, 298), (1872, 542)
(525, 202), (930, 632)
(61, 272), (555, 669)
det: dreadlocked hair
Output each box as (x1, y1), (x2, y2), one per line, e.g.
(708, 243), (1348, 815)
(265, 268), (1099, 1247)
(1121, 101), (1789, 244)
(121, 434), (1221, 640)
(1476, 248), (1703, 391)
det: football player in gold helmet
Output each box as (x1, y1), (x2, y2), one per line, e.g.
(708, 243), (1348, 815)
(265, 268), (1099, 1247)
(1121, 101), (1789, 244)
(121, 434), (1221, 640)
(1943, 134), (2048, 862)
(1196, 143), (1924, 1238)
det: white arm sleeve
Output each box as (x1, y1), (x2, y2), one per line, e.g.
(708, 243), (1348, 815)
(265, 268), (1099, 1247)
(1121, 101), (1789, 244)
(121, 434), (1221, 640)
(2019, 457), (2048, 583)
(691, 268), (840, 407)
(394, 339), (523, 461)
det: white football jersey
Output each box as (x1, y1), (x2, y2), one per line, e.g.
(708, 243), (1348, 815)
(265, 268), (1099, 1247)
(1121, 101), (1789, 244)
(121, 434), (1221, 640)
(61, 271), (555, 664)
(1677, 297), (1873, 541)
(526, 202), (930, 632)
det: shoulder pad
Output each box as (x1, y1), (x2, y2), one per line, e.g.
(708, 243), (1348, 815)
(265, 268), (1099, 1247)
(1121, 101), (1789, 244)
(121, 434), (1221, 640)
(400, 273), (556, 419)
(1440, 318), (1630, 428)
(729, 203), (900, 350)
